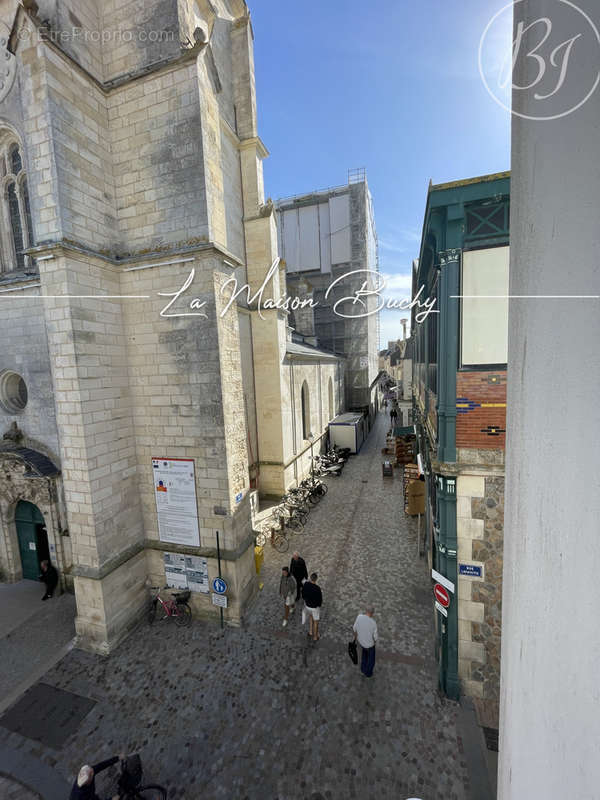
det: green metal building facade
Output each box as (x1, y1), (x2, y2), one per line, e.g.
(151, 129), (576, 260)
(412, 172), (510, 712)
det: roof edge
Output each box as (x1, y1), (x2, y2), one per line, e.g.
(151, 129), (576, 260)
(429, 171), (510, 193)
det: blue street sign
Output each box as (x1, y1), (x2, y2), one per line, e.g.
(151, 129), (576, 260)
(212, 577), (227, 594)
(459, 563), (482, 578)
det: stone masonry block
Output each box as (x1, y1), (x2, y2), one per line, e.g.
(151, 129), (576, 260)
(457, 475), (485, 498)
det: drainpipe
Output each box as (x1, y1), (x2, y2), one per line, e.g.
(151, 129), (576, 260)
(290, 362), (297, 486)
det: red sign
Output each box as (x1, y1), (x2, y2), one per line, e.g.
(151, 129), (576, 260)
(434, 583), (450, 608)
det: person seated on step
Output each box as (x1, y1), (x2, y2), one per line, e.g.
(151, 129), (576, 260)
(39, 559), (58, 601)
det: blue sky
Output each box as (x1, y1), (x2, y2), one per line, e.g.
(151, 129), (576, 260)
(249, 0), (512, 346)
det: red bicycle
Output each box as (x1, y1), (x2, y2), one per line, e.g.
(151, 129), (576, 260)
(148, 586), (192, 627)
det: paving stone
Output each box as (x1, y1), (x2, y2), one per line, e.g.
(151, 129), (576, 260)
(0, 774), (41, 799)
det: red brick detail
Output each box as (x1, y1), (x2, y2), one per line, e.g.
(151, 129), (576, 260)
(456, 371), (507, 449)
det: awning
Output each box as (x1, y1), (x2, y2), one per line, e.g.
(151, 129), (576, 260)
(0, 445), (60, 477)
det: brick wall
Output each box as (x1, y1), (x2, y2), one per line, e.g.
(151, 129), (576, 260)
(456, 370), (506, 449)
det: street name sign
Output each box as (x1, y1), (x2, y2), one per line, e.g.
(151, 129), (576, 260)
(459, 563), (483, 578)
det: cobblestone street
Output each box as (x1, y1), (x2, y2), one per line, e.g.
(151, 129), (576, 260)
(0, 414), (476, 800)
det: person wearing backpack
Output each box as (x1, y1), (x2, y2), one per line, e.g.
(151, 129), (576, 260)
(279, 566), (297, 627)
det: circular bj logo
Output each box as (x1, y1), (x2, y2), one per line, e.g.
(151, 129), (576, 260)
(479, 0), (600, 120)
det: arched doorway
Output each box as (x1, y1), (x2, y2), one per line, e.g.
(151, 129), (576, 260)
(15, 500), (49, 580)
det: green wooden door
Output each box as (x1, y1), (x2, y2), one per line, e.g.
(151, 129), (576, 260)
(15, 501), (45, 580)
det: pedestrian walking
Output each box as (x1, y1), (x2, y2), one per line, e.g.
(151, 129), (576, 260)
(290, 551), (308, 601)
(390, 407), (398, 427)
(383, 399), (388, 414)
(279, 566), (297, 627)
(353, 604), (378, 677)
(302, 572), (323, 641)
(39, 559), (58, 601)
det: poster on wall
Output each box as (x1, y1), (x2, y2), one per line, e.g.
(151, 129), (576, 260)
(185, 555), (209, 593)
(163, 552), (188, 589)
(152, 458), (200, 546)
(163, 553), (209, 592)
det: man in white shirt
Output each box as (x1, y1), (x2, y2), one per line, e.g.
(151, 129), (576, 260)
(353, 604), (378, 677)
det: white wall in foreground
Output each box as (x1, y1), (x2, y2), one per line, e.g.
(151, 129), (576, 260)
(499, 1), (600, 797)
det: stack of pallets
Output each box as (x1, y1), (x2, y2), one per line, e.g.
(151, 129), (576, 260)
(403, 462), (420, 512)
(395, 436), (415, 465)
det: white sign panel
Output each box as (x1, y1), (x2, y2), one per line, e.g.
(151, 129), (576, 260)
(152, 458), (200, 546)
(212, 593), (228, 608)
(435, 600), (448, 618)
(164, 552), (188, 589)
(431, 569), (455, 594)
(359, 356), (369, 368)
(185, 555), (209, 594)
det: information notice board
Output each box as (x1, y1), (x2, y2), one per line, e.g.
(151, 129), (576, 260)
(163, 552), (209, 592)
(152, 457), (200, 547)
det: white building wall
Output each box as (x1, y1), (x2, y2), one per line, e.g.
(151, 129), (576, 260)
(499, 1), (600, 797)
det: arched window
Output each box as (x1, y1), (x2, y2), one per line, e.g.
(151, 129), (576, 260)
(0, 136), (34, 272)
(328, 377), (334, 420)
(301, 380), (311, 440)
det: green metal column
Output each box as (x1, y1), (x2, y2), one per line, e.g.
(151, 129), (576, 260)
(437, 249), (460, 463)
(438, 475), (459, 699)
(435, 247), (460, 700)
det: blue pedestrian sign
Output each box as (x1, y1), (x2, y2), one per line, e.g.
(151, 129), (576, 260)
(212, 577), (227, 594)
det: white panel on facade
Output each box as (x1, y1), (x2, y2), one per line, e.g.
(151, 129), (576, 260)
(329, 194), (351, 265)
(298, 205), (320, 271)
(282, 208), (300, 271)
(461, 246), (509, 365)
(318, 202), (331, 273)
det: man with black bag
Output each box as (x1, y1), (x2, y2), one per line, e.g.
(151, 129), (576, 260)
(353, 604), (378, 677)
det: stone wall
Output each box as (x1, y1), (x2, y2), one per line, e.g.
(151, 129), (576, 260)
(109, 62), (209, 255)
(457, 472), (504, 727)
(0, 0), (277, 649)
(119, 253), (250, 551)
(41, 250), (143, 573)
(0, 283), (60, 459)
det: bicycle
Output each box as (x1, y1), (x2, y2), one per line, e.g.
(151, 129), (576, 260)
(148, 586), (192, 627)
(301, 475), (328, 497)
(274, 502), (306, 530)
(112, 753), (166, 799)
(255, 524), (289, 552)
(288, 484), (318, 507)
(282, 495), (309, 521)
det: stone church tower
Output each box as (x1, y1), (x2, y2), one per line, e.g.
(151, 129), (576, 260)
(0, 0), (283, 651)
